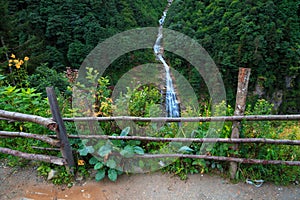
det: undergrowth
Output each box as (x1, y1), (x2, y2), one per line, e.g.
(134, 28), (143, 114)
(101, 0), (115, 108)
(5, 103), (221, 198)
(0, 68), (299, 185)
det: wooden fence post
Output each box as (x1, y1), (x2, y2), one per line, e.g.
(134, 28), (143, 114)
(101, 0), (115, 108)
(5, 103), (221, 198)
(229, 68), (251, 179)
(46, 87), (75, 172)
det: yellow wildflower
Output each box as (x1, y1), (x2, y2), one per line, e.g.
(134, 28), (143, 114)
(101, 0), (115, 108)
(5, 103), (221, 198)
(13, 59), (19, 64)
(15, 64), (21, 69)
(8, 63), (12, 67)
(24, 56), (29, 61)
(9, 59), (13, 63)
(11, 54), (15, 58)
(77, 160), (85, 166)
(19, 60), (24, 65)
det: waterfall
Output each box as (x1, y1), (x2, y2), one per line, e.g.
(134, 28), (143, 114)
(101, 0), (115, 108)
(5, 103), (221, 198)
(153, 0), (180, 118)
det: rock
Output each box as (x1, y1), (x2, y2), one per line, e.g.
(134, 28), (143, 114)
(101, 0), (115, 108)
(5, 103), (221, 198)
(47, 169), (57, 180)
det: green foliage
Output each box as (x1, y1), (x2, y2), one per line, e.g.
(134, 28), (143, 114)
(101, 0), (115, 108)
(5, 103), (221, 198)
(164, 101), (232, 179)
(0, 79), (72, 166)
(0, 75), (299, 185)
(161, 99), (299, 185)
(77, 127), (145, 182)
(0, 0), (164, 71)
(238, 100), (300, 185)
(113, 84), (162, 128)
(72, 68), (113, 134)
(166, 0), (300, 110)
(37, 163), (73, 185)
(0, 85), (50, 132)
(162, 158), (202, 180)
(0, 84), (53, 163)
(27, 64), (70, 97)
(1, 0), (299, 185)
(3, 54), (30, 87)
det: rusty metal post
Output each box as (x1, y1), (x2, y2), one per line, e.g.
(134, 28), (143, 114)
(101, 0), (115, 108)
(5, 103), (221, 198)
(229, 68), (251, 179)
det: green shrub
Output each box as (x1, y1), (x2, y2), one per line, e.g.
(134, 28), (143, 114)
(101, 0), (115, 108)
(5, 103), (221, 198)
(1, 67), (298, 185)
(27, 64), (70, 97)
(239, 99), (300, 185)
(0, 85), (53, 164)
(0, 85), (50, 132)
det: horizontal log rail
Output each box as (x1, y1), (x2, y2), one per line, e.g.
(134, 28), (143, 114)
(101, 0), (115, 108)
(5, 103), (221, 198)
(60, 135), (300, 145)
(0, 110), (57, 131)
(1, 109), (300, 168)
(31, 146), (60, 151)
(0, 131), (60, 147)
(62, 115), (300, 122)
(0, 147), (66, 165)
(132, 154), (300, 166)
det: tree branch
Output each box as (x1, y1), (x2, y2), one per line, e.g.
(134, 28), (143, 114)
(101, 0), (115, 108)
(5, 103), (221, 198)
(62, 135), (300, 145)
(0, 147), (66, 165)
(0, 110), (57, 131)
(0, 131), (60, 147)
(62, 115), (300, 122)
(134, 154), (300, 166)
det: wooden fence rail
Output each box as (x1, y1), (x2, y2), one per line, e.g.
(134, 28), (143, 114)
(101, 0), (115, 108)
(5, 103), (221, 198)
(0, 68), (299, 179)
(62, 115), (300, 122)
(56, 134), (300, 145)
(0, 131), (60, 146)
(0, 147), (66, 166)
(1, 109), (300, 172)
(0, 109), (57, 131)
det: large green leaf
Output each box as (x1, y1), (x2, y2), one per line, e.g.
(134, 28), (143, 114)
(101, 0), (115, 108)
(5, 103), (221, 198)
(120, 127), (130, 136)
(94, 162), (104, 170)
(108, 169), (118, 182)
(178, 146), (194, 153)
(95, 169), (106, 182)
(89, 157), (99, 165)
(106, 159), (117, 169)
(134, 146), (144, 155)
(78, 146), (94, 156)
(98, 144), (112, 157)
(120, 145), (135, 158)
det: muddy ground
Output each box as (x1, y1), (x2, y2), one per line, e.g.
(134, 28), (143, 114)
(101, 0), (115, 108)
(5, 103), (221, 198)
(0, 161), (299, 200)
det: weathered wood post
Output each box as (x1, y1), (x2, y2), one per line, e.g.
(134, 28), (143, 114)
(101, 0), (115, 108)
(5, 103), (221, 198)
(229, 68), (251, 179)
(46, 87), (75, 172)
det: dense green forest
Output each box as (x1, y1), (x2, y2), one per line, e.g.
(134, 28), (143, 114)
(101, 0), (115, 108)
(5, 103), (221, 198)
(1, 0), (299, 112)
(0, 0), (164, 70)
(165, 0), (300, 112)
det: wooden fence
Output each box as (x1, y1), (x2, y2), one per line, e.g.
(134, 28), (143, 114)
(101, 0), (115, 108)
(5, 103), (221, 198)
(1, 68), (300, 179)
(0, 90), (299, 178)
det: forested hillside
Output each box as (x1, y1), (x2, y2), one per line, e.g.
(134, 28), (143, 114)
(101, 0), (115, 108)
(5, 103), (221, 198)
(166, 0), (300, 113)
(0, 0), (164, 70)
(1, 0), (299, 113)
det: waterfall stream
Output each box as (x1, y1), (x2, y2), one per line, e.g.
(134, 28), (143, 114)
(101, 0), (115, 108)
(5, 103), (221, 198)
(153, 0), (180, 118)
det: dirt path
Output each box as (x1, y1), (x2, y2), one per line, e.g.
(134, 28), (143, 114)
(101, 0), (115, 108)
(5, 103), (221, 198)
(0, 163), (299, 200)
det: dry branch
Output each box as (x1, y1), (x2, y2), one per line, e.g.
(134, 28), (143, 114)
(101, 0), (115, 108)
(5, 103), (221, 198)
(0, 110), (57, 131)
(0, 147), (66, 165)
(0, 131), (60, 147)
(0, 117), (16, 122)
(135, 154), (300, 166)
(31, 146), (60, 151)
(63, 135), (300, 145)
(62, 115), (300, 122)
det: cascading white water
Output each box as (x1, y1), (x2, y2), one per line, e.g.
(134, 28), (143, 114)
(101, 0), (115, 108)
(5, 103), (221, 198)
(153, 0), (180, 118)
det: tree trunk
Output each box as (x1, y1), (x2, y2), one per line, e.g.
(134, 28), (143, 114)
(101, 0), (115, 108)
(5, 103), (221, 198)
(229, 68), (251, 179)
